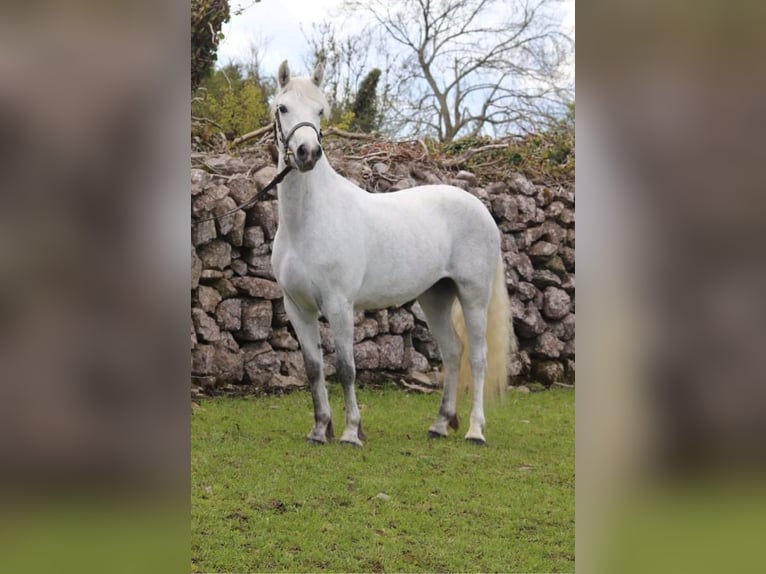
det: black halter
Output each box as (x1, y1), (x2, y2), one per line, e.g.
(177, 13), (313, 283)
(273, 109), (323, 163)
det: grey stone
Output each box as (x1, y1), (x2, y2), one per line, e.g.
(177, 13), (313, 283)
(354, 318), (379, 343)
(514, 303), (546, 339)
(410, 302), (427, 323)
(243, 226), (266, 250)
(272, 299), (290, 328)
(243, 342), (281, 386)
(376, 335), (405, 370)
(375, 309), (389, 333)
(269, 327), (299, 351)
(248, 200), (279, 240)
(509, 252), (534, 281)
(490, 194), (518, 222)
(486, 181), (508, 195)
(528, 240), (558, 261)
(533, 332), (565, 359)
(212, 278), (238, 299)
(281, 350), (306, 378)
(246, 254), (275, 279)
(197, 239), (232, 270)
(550, 313), (575, 341)
(509, 172), (537, 195)
(319, 321), (335, 353)
(203, 154), (249, 175)
(197, 285), (222, 313)
(545, 201), (565, 219)
(501, 233), (518, 254)
(517, 282), (538, 301)
(223, 211), (246, 246)
(253, 165), (278, 191)
(531, 361), (565, 384)
(192, 220), (217, 246)
(213, 345), (244, 382)
(541, 220), (567, 246)
(388, 308), (415, 334)
(455, 170), (478, 187)
(230, 259), (248, 276)
(269, 374), (304, 390)
(191, 344), (216, 375)
(215, 298), (242, 331)
(543, 287), (571, 320)
(517, 195), (537, 223)
(239, 300), (273, 341)
(405, 347), (430, 372)
(218, 330), (240, 352)
(544, 256), (567, 276)
(354, 340), (380, 370)
(192, 308), (221, 342)
(191, 168), (210, 195)
(560, 246), (575, 271)
(532, 269), (562, 288)
(191, 247), (202, 289)
(231, 276), (282, 299)
(227, 176), (259, 205)
(558, 207), (575, 226)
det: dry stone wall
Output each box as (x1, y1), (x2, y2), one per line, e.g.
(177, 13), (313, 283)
(191, 148), (574, 394)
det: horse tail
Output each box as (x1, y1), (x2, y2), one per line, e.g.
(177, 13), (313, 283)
(454, 255), (514, 403)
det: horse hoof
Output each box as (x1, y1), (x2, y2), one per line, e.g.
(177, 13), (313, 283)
(428, 431), (447, 440)
(340, 439), (363, 448)
(465, 437), (487, 446)
(306, 438), (326, 446)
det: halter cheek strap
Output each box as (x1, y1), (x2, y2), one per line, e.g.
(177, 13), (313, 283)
(274, 110), (323, 163)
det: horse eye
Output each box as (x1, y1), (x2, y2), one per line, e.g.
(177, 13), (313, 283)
(278, 104), (288, 114)
(318, 109), (324, 117)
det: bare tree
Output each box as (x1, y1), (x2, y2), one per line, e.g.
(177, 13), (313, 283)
(344, 0), (573, 142)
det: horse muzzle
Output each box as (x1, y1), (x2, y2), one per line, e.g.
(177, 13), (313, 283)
(294, 142), (323, 172)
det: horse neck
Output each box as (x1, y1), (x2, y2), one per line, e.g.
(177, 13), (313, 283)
(276, 155), (337, 238)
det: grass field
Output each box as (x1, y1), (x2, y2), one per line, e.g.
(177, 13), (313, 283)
(192, 385), (574, 573)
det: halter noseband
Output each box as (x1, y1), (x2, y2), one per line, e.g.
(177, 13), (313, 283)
(274, 109), (323, 163)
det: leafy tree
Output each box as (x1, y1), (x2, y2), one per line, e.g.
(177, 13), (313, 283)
(192, 63), (271, 142)
(350, 69), (382, 133)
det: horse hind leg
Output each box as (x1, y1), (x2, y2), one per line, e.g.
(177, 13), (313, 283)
(457, 286), (491, 444)
(417, 280), (462, 439)
(283, 296), (333, 444)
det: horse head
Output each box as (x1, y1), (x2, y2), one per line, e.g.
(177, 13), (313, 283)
(273, 60), (330, 172)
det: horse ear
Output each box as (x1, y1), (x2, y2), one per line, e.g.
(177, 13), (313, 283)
(311, 62), (324, 87)
(278, 60), (290, 88)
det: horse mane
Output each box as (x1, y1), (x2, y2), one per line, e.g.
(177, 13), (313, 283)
(272, 77), (330, 117)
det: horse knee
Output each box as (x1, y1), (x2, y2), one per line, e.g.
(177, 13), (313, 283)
(336, 356), (355, 386)
(304, 354), (323, 384)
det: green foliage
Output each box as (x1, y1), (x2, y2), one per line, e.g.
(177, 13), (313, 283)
(191, 0), (230, 93)
(350, 68), (381, 133)
(439, 103), (575, 183)
(192, 386), (574, 573)
(192, 63), (271, 144)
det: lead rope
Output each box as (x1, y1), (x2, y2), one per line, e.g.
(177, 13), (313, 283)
(192, 163), (292, 225)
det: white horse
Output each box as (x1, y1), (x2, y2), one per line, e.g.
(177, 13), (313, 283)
(270, 61), (514, 446)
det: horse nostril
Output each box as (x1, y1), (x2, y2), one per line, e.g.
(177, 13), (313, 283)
(313, 147), (323, 161)
(296, 144), (307, 160)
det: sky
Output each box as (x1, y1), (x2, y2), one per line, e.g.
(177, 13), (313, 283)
(217, 0), (575, 81)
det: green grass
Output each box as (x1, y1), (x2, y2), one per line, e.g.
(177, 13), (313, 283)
(192, 386), (574, 573)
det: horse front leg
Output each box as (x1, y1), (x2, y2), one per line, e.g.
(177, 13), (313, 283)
(283, 296), (333, 444)
(325, 304), (365, 447)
